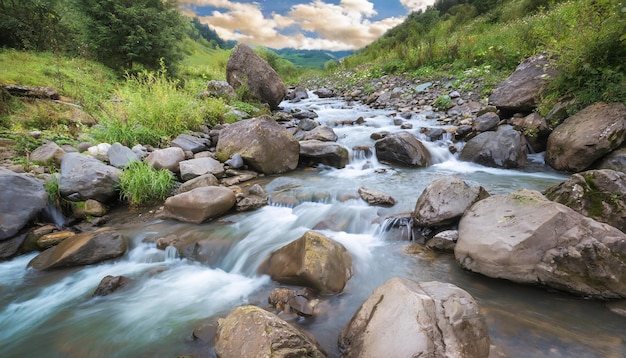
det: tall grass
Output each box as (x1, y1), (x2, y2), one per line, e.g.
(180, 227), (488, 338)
(118, 160), (175, 207)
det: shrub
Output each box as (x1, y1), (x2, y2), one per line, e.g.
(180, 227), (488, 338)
(118, 160), (175, 207)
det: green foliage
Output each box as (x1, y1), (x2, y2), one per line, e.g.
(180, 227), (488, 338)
(44, 174), (61, 204)
(434, 94), (452, 110)
(118, 160), (175, 207)
(92, 66), (205, 147)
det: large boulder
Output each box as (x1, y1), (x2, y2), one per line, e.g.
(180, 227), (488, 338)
(374, 131), (432, 168)
(226, 43), (286, 109)
(214, 305), (326, 358)
(545, 102), (626, 172)
(160, 186), (236, 224)
(338, 278), (491, 358)
(216, 115), (299, 175)
(28, 228), (127, 270)
(145, 147), (185, 173)
(488, 54), (558, 113)
(30, 141), (66, 167)
(263, 231), (352, 294)
(59, 153), (121, 202)
(179, 157), (225, 181)
(455, 189), (626, 299)
(544, 169), (626, 232)
(299, 125), (338, 142)
(459, 125), (527, 169)
(0, 169), (47, 241)
(413, 176), (489, 227)
(299, 140), (349, 169)
(107, 142), (139, 168)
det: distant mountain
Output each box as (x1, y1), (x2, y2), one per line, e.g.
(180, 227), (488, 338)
(272, 48), (353, 69)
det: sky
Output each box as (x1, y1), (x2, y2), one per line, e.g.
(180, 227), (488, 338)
(180, 0), (437, 51)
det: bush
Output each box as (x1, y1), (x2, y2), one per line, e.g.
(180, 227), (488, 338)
(118, 160), (175, 207)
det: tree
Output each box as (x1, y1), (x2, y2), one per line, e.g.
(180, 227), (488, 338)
(75, 0), (185, 72)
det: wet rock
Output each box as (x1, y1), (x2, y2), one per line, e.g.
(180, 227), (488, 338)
(28, 228), (128, 270)
(413, 176), (489, 227)
(299, 125), (338, 142)
(263, 231), (353, 294)
(170, 133), (211, 154)
(595, 147), (626, 174)
(36, 231), (75, 249)
(426, 230), (458, 252)
(286, 86), (309, 101)
(544, 169), (626, 232)
(459, 125), (527, 168)
(358, 187), (396, 207)
(216, 115), (299, 175)
(177, 174), (219, 194)
(161, 186), (236, 224)
(268, 287), (318, 317)
(313, 88), (334, 98)
(375, 131), (432, 168)
(0, 232), (27, 259)
(0, 168), (47, 240)
(92, 275), (131, 297)
(30, 141), (66, 167)
(146, 147), (186, 173)
(299, 140), (349, 169)
(455, 189), (626, 299)
(338, 278), (491, 358)
(226, 44), (286, 109)
(59, 153), (120, 202)
(107, 142), (139, 168)
(214, 305), (326, 358)
(545, 102), (626, 172)
(510, 112), (551, 153)
(473, 112), (500, 132)
(179, 157), (225, 181)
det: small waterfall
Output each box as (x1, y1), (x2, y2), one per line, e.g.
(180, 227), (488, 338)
(164, 246), (179, 261)
(41, 202), (68, 229)
(376, 216), (414, 241)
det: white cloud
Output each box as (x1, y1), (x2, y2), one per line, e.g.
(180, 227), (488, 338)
(399, 0), (436, 13)
(180, 0), (405, 51)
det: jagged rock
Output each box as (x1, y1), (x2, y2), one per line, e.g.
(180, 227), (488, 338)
(28, 228), (127, 270)
(413, 176), (489, 227)
(459, 125), (527, 168)
(263, 231), (353, 294)
(338, 278), (491, 358)
(216, 115), (299, 175)
(545, 102), (626, 172)
(375, 131), (432, 168)
(0, 168), (47, 241)
(544, 169), (626, 232)
(30, 141), (66, 167)
(214, 305), (326, 358)
(358, 187), (396, 207)
(177, 174), (219, 194)
(510, 112), (551, 153)
(107, 142), (139, 168)
(59, 153), (120, 202)
(455, 189), (626, 299)
(226, 44), (286, 109)
(171, 133), (211, 154)
(92, 275), (131, 297)
(224, 153), (244, 169)
(179, 157), (225, 181)
(299, 140), (349, 169)
(145, 147), (185, 173)
(160, 186), (236, 224)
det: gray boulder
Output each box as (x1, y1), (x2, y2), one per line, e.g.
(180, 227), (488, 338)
(299, 140), (349, 169)
(226, 44), (286, 109)
(28, 228), (127, 270)
(145, 147), (185, 173)
(30, 141), (65, 167)
(596, 147), (626, 174)
(489, 54), (558, 113)
(544, 169), (626, 232)
(473, 112), (500, 132)
(177, 174), (219, 194)
(375, 131), (432, 168)
(59, 153), (120, 202)
(263, 231), (352, 294)
(459, 125), (527, 168)
(299, 125), (338, 142)
(545, 102), (626, 172)
(179, 157), (225, 181)
(215, 305), (326, 358)
(216, 115), (299, 175)
(170, 133), (211, 154)
(160, 186), (236, 224)
(455, 189), (626, 299)
(413, 176), (489, 227)
(0, 169), (47, 240)
(107, 142), (139, 168)
(338, 278), (491, 358)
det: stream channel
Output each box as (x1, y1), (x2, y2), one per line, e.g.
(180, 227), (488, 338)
(1, 93), (625, 357)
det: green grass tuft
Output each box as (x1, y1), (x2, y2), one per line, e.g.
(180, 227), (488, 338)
(118, 160), (175, 207)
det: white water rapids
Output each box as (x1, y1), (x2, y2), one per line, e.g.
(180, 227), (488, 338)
(1, 93), (624, 357)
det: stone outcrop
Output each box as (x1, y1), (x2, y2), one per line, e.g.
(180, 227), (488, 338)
(216, 115), (299, 174)
(263, 231), (352, 294)
(299, 140), (349, 169)
(489, 54), (558, 113)
(226, 43), (286, 109)
(544, 169), (626, 232)
(459, 125), (527, 168)
(545, 102), (626, 172)
(160, 186), (236, 224)
(455, 189), (626, 299)
(374, 131), (432, 168)
(214, 305), (326, 358)
(59, 153), (120, 202)
(28, 228), (127, 270)
(338, 278), (491, 358)
(0, 168), (47, 241)
(413, 176), (489, 227)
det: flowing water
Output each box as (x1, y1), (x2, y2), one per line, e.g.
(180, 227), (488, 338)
(1, 94), (625, 357)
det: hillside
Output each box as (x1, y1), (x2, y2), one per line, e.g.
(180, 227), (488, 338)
(273, 48), (353, 69)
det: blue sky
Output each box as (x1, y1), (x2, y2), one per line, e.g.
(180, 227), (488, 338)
(180, 0), (436, 51)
